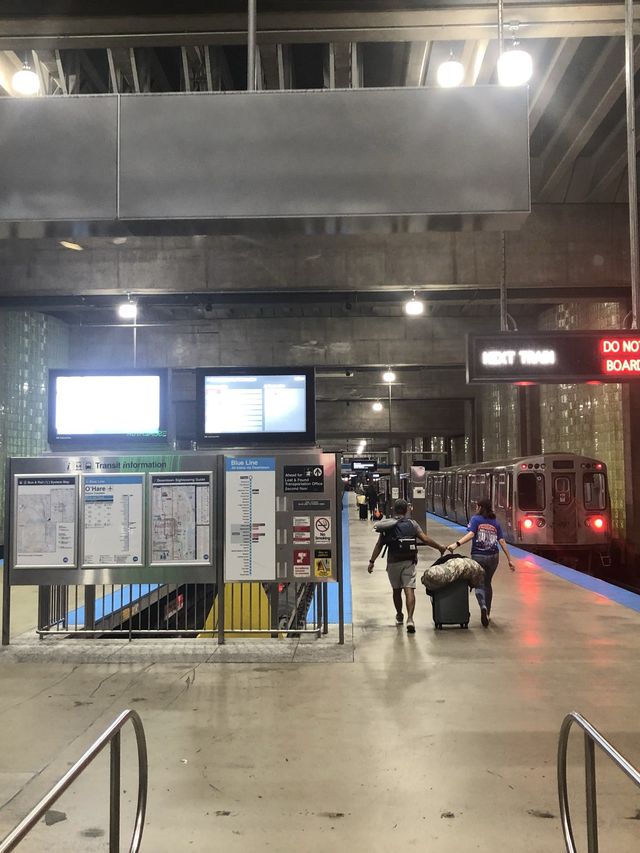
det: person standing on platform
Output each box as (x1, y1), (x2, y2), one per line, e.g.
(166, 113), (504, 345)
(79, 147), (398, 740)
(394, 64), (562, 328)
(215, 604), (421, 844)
(446, 497), (515, 627)
(365, 481), (379, 520)
(368, 499), (446, 633)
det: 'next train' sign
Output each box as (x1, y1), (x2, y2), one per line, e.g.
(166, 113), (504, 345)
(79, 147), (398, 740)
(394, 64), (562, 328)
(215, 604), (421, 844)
(467, 332), (640, 383)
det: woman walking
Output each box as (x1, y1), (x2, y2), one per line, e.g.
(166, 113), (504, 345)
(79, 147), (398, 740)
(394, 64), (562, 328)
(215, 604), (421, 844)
(447, 498), (515, 627)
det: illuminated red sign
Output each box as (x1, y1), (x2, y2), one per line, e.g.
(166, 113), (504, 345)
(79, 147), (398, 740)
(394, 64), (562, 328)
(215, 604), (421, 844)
(599, 337), (640, 375)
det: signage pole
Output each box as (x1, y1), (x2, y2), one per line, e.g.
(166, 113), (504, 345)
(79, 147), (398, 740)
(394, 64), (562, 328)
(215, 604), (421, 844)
(625, 0), (640, 328)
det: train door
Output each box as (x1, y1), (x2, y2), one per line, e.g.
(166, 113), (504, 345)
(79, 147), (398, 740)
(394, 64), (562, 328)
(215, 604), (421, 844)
(456, 474), (466, 523)
(552, 473), (577, 543)
(444, 474), (455, 518)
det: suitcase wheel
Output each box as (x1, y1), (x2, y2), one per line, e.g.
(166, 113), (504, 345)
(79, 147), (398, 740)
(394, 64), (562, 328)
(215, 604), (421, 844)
(461, 623), (469, 629)
(435, 623), (442, 630)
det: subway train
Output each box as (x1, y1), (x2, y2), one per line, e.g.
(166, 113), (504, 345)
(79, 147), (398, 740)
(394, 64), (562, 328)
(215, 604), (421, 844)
(425, 453), (611, 570)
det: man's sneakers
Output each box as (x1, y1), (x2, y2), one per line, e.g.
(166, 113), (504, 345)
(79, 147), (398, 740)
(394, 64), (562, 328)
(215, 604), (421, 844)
(406, 618), (415, 634)
(480, 607), (490, 628)
(395, 612), (404, 625)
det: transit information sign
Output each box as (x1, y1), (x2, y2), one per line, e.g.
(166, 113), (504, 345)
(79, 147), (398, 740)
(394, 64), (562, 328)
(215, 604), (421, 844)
(467, 332), (640, 383)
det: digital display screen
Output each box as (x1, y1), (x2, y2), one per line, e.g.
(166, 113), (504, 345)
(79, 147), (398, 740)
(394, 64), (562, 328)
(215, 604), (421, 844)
(49, 370), (168, 447)
(467, 332), (640, 383)
(351, 460), (377, 471)
(197, 368), (316, 445)
(204, 374), (306, 434)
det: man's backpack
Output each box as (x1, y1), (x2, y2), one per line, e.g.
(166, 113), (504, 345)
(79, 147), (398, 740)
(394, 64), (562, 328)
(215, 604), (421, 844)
(374, 517), (418, 560)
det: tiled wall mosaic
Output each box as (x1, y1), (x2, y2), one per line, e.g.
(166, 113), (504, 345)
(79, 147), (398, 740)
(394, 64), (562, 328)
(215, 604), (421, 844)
(539, 303), (625, 534)
(0, 312), (69, 536)
(481, 384), (519, 462)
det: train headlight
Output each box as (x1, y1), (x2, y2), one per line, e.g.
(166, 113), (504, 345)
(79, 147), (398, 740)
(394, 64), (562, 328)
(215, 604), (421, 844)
(586, 516), (606, 531)
(523, 517), (534, 530)
(536, 518), (546, 528)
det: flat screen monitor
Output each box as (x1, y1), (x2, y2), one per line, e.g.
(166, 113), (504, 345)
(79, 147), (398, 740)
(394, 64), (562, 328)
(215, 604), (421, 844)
(48, 369), (169, 448)
(197, 367), (316, 445)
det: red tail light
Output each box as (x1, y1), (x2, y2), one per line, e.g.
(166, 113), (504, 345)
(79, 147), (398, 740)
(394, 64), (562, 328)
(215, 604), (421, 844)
(591, 516), (605, 531)
(523, 517), (534, 530)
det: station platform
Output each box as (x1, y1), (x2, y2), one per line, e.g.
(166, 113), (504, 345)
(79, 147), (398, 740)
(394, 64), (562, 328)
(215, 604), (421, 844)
(0, 507), (639, 850)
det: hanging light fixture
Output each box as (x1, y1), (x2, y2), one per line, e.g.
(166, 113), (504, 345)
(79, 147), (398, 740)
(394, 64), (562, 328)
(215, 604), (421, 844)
(12, 62), (40, 96)
(437, 53), (464, 88)
(382, 369), (396, 383)
(372, 401), (383, 412)
(117, 295), (138, 320)
(59, 240), (83, 252)
(404, 290), (425, 316)
(497, 25), (532, 87)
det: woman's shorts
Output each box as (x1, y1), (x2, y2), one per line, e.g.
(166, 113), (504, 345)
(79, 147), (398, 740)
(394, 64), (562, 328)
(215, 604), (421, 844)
(386, 560), (417, 589)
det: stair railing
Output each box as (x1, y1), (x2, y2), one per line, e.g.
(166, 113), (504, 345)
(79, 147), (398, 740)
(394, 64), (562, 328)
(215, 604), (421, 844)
(0, 709), (147, 853)
(558, 711), (640, 852)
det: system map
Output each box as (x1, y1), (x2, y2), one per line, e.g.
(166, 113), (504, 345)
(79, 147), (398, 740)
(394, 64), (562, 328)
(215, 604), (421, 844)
(151, 474), (211, 563)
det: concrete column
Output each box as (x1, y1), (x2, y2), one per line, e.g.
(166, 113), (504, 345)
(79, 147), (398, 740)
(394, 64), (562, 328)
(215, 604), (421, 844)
(517, 386), (542, 456)
(464, 398), (481, 463)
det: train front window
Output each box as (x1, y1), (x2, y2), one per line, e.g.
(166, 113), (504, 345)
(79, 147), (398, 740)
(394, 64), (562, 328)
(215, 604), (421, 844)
(518, 472), (545, 511)
(584, 472), (606, 510)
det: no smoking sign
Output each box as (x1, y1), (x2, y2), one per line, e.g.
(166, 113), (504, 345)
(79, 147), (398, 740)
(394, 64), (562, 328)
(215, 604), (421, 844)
(314, 515), (332, 544)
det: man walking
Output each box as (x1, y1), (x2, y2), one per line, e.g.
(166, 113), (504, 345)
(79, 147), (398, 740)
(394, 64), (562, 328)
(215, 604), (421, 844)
(367, 499), (446, 633)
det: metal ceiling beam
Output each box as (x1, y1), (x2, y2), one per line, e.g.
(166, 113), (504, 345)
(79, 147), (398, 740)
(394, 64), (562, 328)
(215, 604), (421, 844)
(461, 39), (489, 85)
(586, 95), (640, 200)
(528, 37), (582, 134)
(536, 37), (639, 201)
(404, 42), (430, 87)
(0, 6), (633, 50)
(0, 286), (628, 312)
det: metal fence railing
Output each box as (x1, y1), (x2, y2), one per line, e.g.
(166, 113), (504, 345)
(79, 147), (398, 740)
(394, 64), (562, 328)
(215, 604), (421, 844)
(557, 711), (640, 853)
(36, 580), (329, 641)
(0, 709), (148, 853)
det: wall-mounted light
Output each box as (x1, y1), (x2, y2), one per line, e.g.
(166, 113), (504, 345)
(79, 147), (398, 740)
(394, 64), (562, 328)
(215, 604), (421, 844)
(437, 54), (464, 88)
(59, 240), (83, 252)
(382, 369), (396, 383)
(497, 26), (532, 86)
(372, 401), (383, 412)
(404, 290), (425, 316)
(12, 63), (40, 96)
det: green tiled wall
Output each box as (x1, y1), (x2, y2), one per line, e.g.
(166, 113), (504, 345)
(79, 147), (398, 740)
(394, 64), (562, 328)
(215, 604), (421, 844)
(0, 312), (69, 538)
(481, 384), (519, 462)
(539, 303), (625, 534)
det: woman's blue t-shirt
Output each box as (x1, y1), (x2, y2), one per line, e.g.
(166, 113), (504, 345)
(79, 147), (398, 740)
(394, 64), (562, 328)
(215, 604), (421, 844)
(467, 515), (504, 555)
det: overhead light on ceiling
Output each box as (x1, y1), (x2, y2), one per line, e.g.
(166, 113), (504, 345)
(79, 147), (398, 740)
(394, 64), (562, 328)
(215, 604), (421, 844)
(12, 63), (40, 96)
(382, 369), (396, 383)
(117, 298), (138, 320)
(112, 237), (128, 246)
(372, 401), (383, 412)
(497, 27), (532, 86)
(359, 439), (367, 447)
(59, 240), (83, 251)
(436, 54), (464, 88)
(404, 290), (425, 316)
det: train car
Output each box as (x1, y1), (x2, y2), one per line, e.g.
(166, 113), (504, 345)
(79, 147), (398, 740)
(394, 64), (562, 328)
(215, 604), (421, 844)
(425, 453), (611, 570)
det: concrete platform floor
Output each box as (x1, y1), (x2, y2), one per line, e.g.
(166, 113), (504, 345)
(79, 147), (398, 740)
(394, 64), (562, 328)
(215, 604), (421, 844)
(1, 510), (640, 851)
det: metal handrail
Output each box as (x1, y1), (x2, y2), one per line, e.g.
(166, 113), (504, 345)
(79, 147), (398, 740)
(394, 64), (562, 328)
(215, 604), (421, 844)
(558, 711), (640, 853)
(0, 709), (148, 853)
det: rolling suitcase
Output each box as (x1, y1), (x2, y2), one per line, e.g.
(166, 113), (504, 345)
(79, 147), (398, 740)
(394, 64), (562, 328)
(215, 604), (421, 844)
(358, 502), (369, 520)
(431, 579), (470, 630)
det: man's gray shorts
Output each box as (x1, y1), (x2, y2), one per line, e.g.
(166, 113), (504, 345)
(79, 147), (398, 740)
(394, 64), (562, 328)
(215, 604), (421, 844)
(386, 560), (417, 589)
